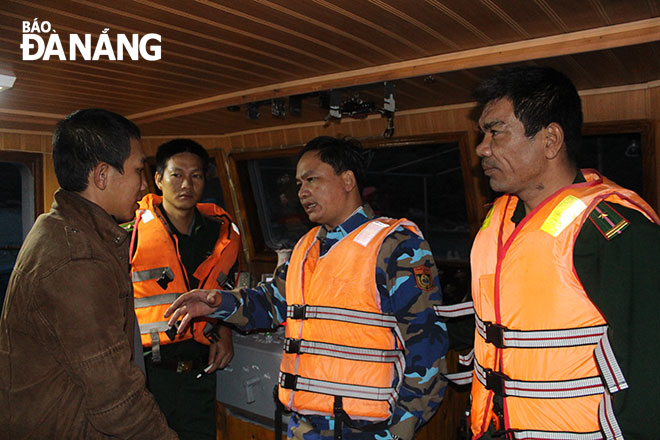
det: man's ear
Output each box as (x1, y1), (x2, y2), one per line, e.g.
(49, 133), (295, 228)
(154, 171), (163, 191)
(342, 170), (357, 193)
(91, 162), (109, 190)
(543, 122), (565, 160)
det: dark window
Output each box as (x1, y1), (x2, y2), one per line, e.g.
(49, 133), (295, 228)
(1, 162), (34, 308)
(579, 132), (643, 194)
(245, 142), (471, 261)
(365, 143), (470, 261)
(248, 156), (311, 250)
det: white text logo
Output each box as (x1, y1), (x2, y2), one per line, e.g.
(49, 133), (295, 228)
(21, 19), (162, 61)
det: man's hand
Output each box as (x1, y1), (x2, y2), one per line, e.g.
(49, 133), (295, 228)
(207, 325), (234, 373)
(164, 289), (222, 334)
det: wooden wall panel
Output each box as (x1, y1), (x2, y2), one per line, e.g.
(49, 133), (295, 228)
(581, 88), (648, 122)
(0, 132), (50, 153)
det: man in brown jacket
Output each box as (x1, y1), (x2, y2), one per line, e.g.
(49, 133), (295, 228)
(0, 109), (177, 439)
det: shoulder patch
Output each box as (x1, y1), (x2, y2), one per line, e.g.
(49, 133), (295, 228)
(413, 265), (433, 291)
(588, 201), (630, 240)
(480, 206), (494, 231)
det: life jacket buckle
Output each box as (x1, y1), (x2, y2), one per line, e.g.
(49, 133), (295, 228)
(156, 267), (174, 290)
(164, 320), (180, 342)
(291, 304), (307, 320)
(484, 369), (509, 397)
(284, 338), (302, 354)
(280, 372), (299, 390)
(485, 321), (506, 348)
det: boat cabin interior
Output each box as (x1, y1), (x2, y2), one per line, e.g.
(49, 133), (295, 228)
(1, 1), (659, 438)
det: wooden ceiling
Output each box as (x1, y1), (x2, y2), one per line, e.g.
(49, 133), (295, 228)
(1, 0), (659, 136)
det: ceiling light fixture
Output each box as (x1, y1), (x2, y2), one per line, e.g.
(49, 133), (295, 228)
(0, 73), (16, 91)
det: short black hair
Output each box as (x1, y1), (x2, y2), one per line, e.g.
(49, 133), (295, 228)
(299, 136), (366, 192)
(52, 108), (140, 192)
(156, 138), (210, 176)
(473, 66), (583, 162)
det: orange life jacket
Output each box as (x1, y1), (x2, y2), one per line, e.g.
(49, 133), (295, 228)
(279, 218), (420, 421)
(130, 193), (241, 349)
(469, 170), (659, 439)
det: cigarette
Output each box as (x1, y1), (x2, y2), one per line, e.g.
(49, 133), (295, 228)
(196, 364), (213, 380)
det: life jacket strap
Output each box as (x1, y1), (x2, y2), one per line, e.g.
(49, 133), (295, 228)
(595, 331), (628, 393)
(283, 338), (405, 382)
(505, 430), (604, 440)
(599, 390), (623, 440)
(474, 361), (606, 399)
(139, 321), (170, 334)
(475, 314), (609, 349)
(433, 301), (474, 318)
(473, 315), (627, 395)
(459, 349), (474, 366)
(150, 330), (161, 363)
(333, 396), (343, 440)
(286, 304), (405, 349)
(443, 370), (474, 386)
(278, 372), (398, 409)
(483, 391), (622, 440)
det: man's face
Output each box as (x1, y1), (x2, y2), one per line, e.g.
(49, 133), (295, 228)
(476, 98), (545, 196)
(155, 152), (205, 212)
(296, 151), (355, 230)
(106, 138), (147, 222)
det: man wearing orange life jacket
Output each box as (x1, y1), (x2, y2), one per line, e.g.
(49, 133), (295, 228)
(127, 139), (240, 440)
(164, 136), (448, 440)
(435, 67), (660, 439)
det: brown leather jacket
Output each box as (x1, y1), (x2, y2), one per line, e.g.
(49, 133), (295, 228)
(0, 189), (177, 439)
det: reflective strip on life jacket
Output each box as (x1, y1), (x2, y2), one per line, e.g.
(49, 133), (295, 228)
(595, 331), (628, 393)
(443, 370), (473, 386)
(442, 350), (474, 385)
(433, 301), (474, 318)
(475, 314), (609, 349)
(131, 266), (174, 283)
(283, 338), (405, 380)
(474, 361), (606, 399)
(458, 349), (474, 366)
(286, 304), (405, 350)
(139, 321), (170, 334)
(510, 430), (603, 440)
(134, 293), (180, 308)
(433, 300), (476, 386)
(150, 330), (161, 362)
(278, 372), (398, 409)
(599, 390), (623, 440)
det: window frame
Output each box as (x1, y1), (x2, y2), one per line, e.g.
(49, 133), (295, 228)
(225, 132), (486, 266)
(0, 150), (44, 224)
(581, 120), (656, 211)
